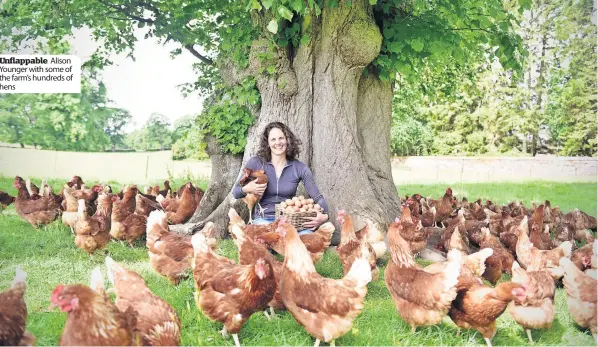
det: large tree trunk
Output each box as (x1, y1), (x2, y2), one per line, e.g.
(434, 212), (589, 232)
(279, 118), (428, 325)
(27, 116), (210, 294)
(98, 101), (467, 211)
(170, 0), (401, 240)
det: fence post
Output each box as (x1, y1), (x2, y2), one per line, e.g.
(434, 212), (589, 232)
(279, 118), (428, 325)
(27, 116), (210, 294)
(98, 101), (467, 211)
(145, 155), (149, 180)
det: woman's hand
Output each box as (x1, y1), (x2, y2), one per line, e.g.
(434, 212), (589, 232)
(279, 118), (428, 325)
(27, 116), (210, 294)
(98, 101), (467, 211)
(242, 179), (267, 197)
(302, 211), (328, 230)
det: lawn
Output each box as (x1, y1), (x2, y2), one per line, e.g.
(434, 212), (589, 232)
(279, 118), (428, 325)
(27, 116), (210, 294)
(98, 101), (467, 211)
(0, 176), (596, 346)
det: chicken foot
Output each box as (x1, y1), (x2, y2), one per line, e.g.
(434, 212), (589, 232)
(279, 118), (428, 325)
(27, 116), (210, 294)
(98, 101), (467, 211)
(256, 202), (266, 219)
(484, 337), (493, 347)
(263, 306), (276, 320)
(526, 329), (533, 343)
(313, 339), (335, 347)
(220, 326), (228, 337)
(232, 333), (241, 347)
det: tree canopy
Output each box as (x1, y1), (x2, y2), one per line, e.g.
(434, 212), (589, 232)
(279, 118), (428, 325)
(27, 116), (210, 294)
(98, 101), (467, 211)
(390, 0), (597, 156)
(1, 0), (594, 157)
(1, 0), (531, 154)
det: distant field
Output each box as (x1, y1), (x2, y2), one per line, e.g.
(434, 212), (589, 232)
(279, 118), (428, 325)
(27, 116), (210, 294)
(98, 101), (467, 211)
(399, 181), (597, 216)
(0, 177), (596, 346)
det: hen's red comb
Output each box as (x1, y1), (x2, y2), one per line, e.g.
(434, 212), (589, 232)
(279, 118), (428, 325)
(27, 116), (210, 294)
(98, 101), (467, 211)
(51, 284), (65, 301)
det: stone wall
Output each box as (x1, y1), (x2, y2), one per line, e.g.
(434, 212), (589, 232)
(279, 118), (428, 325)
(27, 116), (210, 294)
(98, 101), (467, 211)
(391, 156), (597, 184)
(0, 147), (211, 184)
(1, 147), (595, 184)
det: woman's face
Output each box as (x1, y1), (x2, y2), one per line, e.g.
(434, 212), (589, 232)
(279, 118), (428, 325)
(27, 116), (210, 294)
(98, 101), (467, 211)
(268, 127), (287, 157)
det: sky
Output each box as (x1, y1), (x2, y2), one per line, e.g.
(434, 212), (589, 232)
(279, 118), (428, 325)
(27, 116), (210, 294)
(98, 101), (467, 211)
(68, 27), (205, 131)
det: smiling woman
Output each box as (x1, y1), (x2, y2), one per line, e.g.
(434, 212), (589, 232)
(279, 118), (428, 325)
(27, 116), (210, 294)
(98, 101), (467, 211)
(232, 121), (330, 233)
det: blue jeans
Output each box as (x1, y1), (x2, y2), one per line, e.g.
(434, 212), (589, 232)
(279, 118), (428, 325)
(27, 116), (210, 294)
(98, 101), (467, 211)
(253, 217), (314, 235)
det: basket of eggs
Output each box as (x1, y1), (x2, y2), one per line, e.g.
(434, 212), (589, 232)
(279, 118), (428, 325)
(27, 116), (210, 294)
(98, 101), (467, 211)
(275, 196), (324, 229)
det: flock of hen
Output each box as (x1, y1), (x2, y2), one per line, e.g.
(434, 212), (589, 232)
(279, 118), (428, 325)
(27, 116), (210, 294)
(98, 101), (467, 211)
(0, 178), (597, 347)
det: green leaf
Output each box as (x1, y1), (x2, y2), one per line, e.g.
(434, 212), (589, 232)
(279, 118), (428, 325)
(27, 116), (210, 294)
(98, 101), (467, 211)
(411, 39), (424, 52)
(278, 6), (294, 21)
(369, 0), (377, 4)
(262, 0), (273, 9)
(267, 19), (278, 34)
(383, 27), (395, 39)
(250, 0), (262, 10)
(429, 42), (444, 54)
(290, 0), (304, 13)
(266, 66), (276, 74)
(388, 42), (401, 53)
(300, 34), (310, 45)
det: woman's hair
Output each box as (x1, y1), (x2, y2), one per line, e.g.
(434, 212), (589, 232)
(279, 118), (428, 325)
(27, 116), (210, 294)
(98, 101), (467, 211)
(256, 121), (302, 162)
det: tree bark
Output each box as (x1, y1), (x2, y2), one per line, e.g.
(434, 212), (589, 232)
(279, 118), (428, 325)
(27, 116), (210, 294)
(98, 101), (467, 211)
(171, 0), (401, 240)
(168, 134), (245, 236)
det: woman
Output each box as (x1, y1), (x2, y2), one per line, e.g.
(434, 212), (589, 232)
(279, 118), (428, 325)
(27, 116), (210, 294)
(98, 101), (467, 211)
(232, 122), (329, 234)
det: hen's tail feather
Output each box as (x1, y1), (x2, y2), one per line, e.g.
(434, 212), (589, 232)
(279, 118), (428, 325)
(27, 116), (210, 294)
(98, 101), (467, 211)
(105, 255), (120, 285)
(11, 266), (27, 288)
(344, 243), (373, 288)
(370, 241), (388, 260)
(90, 266), (105, 294)
(147, 210), (167, 229)
(191, 232), (210, 254)
(443, 249), (463, 293)
(365, 220), (384, 243)
(230, 224), (246, 246)
(558, 241), (573, 258)
(465, 248), (493, 277)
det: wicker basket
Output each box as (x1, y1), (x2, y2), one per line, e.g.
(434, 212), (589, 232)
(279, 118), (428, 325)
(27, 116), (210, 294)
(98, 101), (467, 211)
(275, 204), (317, 230)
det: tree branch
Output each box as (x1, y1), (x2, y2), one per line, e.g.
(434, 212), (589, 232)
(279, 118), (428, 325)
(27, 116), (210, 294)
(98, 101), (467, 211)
(97, 0), (154, 23)
(184, 44), (213, 65)
(449, 27), (493, 34)
(134, 0), (160, 14)
(106, 15), (134, 22)
(97, 0), (213, 66)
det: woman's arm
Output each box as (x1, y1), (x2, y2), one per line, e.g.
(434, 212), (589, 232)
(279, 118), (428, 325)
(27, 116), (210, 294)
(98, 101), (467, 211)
(231, 157), (263, 199)
(300, 166), (329, 214)
(299, 164), (329, 229)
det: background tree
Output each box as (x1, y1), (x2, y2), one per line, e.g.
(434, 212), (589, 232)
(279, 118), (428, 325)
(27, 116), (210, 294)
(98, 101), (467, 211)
(172, 114), (208, 160)
(544, 0), (597, 156)
(0, 94), (39, 148)
(145, 113), (172, 150)
(389, 0), (596, 157)
(124, 128), (149, 151)
(104, 108), (132, 151)
(0, 73), (131, 151)
(1, 0), (530, 236)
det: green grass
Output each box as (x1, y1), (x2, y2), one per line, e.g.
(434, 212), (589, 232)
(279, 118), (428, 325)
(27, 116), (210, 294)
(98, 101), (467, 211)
(0, 177), (596, 346)
(399, 182), (597, 216)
